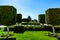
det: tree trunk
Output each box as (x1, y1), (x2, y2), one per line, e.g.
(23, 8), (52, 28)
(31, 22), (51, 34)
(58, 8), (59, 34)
(52, 26), (56, 36)
(7, 27), (9, 38)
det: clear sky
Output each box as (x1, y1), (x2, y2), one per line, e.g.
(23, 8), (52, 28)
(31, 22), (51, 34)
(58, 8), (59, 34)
(0, 0), (60, 20)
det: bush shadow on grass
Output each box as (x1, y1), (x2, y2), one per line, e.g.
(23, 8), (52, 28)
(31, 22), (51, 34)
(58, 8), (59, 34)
(0, 38), (16, 40)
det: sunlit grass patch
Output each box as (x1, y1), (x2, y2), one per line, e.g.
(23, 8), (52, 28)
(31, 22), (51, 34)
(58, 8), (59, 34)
(14, 31), (58, 40)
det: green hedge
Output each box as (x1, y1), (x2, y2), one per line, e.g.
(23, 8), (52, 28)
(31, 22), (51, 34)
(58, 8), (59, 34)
(4, 27), (14, 31)
(45, 8), (60, 25)
(21, 22), (40, 25)
(4, 25), (60, 32)
(0, 6), (17, 26)
(38, 14), (45, 23)
(14, 26), (25, 33)
(17, 14), (22, 23)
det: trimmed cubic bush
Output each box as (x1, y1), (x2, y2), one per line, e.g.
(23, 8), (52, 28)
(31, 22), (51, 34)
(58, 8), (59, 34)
(45, 8), (60, 25)
(38, 14), (45, 23)
(0, 6), (17, 25)
(45, 8), (60, 36)
(0, 6), (17, 38)
(17, 14), (22, 23)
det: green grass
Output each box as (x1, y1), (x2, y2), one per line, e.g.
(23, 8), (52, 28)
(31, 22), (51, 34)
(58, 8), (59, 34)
(0, 28), (58, 40)
(14, 31), (58, 40)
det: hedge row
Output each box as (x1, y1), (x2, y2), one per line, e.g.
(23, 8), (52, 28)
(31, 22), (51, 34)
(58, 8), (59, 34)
(4, 26), (60, 33)
(21, 22), (40, 25)
(14, 26), (25, 33)
(4, 26), (25, 33)
(4, 27), (14, 31)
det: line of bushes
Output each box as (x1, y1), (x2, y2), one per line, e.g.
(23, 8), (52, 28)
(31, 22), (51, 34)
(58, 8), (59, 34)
(21, 22), (40, 25)
(14, 26), (25, 33)
(4, 26), (60, 33)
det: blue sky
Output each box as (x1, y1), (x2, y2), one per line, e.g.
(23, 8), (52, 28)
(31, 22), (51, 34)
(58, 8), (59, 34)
(0, 0), (60, 20)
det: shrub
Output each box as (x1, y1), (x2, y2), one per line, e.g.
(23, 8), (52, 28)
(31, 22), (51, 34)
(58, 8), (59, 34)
(44, 26), (52, 32)
(28, 27), (34, 31)
(14, 26), (25, 33)
(21, 22), (40, 25)
(54, 27), (60, 33)
(16, 14), (22, 23)
(38, 14), (45, 23)
(21, 22), (28, 25)
(4, 27), (14, 31)
(0, 6), (17, 38)
(45, 8), (60, 36)
(0, 6), (17, 26)
(45, 8), (60, 25)
(22, 18), (29, 22)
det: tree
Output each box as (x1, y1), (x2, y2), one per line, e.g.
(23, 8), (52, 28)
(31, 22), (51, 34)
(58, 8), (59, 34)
(27, 16), (31, 22)
(0, 6), (17, 38)
(38, 14), (45, 23)
(45, 8), (60, 36)
(38, 14), (45, 27)
(17, 14), (22, 23)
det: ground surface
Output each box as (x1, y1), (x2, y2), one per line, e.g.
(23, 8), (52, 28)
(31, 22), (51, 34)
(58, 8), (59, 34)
(0, 28), (58, 40)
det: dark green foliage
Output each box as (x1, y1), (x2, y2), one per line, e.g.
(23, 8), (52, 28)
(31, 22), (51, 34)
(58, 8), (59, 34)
(17, 14), (22, 23)
(0, 6), (17, 26)
(4, 27), (14, 31)
(14, 26), (25, 33)
(32, 19), (37, 22)
(27, 16), (31, 22)
(4, 26), (60, 32)
(21, 22), (28, 25)
(0, 38), (16, 40)
(44, 26), (52, 32)
(22, 18), (29, 22)
(44, 26), (60, 33)
(28, 27), (34, 31)
(54, 27), (60, 33)
(21, 22), (40, 25)
(0, 28), (1, 30)
(38, 14), (45, 23)
(34, 27), (40, 31)
(58, 38), (60, 40)
(45, 8), (60, 25)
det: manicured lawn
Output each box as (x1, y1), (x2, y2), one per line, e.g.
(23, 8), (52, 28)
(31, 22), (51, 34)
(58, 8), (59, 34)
(14, 31), (58, 40)
(0, 28), (58, 40)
